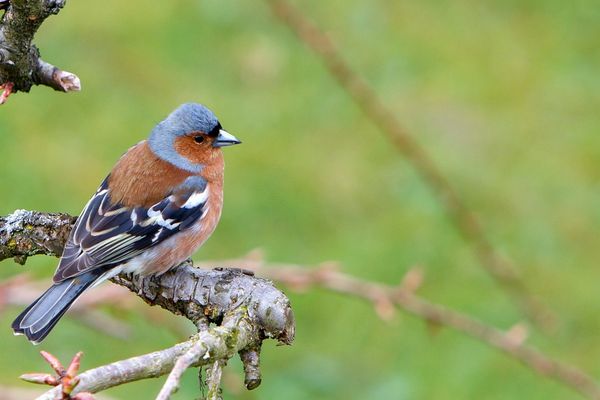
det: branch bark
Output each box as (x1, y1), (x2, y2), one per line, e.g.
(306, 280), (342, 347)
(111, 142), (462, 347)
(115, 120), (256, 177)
(36, 306), (269, 400)
(0, 209), (75, 264)
(0, 210), (295, 398)
(0, 0), (81, 102)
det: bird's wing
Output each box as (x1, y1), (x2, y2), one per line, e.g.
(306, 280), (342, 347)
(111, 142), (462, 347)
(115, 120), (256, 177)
(53, 177), (208, 282)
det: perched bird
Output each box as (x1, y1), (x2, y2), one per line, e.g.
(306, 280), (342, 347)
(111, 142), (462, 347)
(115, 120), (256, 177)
(12, 103), (241, 343)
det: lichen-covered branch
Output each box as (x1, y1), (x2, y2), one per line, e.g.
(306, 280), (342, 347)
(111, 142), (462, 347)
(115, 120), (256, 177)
(110, 265), (294, 344)
(0, 209), (75, 264)
(239, 346), (261, 390)
(0, 210), (295, 398)
(0, 0), (81, 102)
(37, 307), (263, 400)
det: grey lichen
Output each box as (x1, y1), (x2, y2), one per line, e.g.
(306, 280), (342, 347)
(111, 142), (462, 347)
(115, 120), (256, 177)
(0, 209), (75, 261)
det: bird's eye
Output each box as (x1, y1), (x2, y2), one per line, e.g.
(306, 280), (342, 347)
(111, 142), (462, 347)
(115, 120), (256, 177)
(194, 136), (205, 144)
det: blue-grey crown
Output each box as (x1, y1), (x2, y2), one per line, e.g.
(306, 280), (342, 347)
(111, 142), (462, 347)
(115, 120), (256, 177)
(148, 103), (220, 172)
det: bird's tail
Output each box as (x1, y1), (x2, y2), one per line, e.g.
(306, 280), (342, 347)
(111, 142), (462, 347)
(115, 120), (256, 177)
(12, 271), (102, 344)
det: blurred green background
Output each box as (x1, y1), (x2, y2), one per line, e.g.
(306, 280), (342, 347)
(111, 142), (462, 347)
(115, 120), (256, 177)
(1, 0), (600, 398)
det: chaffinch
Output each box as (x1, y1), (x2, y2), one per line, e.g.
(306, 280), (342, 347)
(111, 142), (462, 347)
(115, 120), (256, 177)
(12, 103), (241, 343)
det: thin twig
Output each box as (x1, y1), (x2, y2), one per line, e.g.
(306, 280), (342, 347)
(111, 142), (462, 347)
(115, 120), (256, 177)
(36, 340), (197, 400)
(264, 0), (550, 328)
(36, 307), (277, 400)
(155, 340), (208, 400)
(205, 360), (224, 400)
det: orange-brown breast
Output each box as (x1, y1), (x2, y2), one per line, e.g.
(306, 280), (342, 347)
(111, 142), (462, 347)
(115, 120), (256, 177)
(150, 141), (226, 272)
(108, 141), (193, 208)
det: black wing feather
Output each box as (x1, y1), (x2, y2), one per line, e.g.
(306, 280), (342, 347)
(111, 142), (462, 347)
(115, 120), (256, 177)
(54, 177), (208, 282)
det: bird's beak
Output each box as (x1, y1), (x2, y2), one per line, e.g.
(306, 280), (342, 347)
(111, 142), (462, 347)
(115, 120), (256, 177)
(213, 129), (241, 147)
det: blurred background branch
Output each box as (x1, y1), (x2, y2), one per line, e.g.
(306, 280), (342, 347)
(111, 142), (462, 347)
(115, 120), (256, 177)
(265, 0), (552, 330)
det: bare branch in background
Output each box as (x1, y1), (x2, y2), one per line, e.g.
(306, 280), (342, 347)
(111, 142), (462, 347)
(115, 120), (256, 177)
(0, 210), (295, 398)
(264, 0), (552, 329)
(0, 274), (135, 338)
(195, 252), (600, 400)
(0, 0), (81, 104)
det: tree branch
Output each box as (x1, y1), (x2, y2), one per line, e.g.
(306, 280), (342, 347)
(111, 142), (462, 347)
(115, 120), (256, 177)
(36, 306), (268, 400)
(205, 359), (225, 400)
(155, 339), (208, 400)
(0, 0), (81, 103)
(219, 255), (600, 400)
(0, 209), (75, 263)
(0, 210), (295, 398)
(5, 209), (594, 399)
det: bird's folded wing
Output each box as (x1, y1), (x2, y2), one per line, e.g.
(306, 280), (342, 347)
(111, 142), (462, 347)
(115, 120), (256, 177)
(53, 177), (208, 282)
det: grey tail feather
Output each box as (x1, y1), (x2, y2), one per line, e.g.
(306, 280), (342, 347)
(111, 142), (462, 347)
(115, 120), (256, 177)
(12, 271), (102, 344)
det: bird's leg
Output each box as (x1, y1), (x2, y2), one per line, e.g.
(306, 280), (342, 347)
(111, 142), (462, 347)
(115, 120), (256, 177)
(0, 82), (14, 105)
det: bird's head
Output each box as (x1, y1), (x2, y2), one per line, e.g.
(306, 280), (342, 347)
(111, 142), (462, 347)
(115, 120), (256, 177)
(148, 103), (241, 173)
